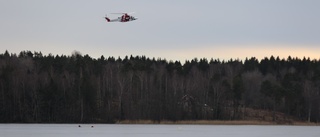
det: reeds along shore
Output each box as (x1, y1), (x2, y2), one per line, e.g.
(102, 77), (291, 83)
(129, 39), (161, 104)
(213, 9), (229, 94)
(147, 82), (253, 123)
(116, 120), (319, 126)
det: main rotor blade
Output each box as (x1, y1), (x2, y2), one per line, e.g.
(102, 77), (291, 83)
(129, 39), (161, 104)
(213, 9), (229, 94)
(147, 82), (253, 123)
(110, 12), (135, 15)
(110, 13), (126, 14)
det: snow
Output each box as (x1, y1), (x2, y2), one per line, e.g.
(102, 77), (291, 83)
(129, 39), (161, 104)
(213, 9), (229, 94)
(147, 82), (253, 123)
(0, 124), (319, 137)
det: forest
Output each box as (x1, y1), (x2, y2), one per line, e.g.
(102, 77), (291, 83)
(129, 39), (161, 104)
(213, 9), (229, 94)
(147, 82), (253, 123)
(0, 50), (320, 123)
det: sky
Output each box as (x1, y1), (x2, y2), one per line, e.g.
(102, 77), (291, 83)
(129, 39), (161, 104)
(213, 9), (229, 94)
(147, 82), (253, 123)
(1, 0), (320, 62)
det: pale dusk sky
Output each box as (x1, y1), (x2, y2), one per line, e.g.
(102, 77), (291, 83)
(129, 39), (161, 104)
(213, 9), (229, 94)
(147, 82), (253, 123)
(1, 0), (320, 62)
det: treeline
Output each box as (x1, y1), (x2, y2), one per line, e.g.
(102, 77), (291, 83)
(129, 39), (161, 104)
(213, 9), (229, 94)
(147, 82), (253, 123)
(1, 50), (320, 123)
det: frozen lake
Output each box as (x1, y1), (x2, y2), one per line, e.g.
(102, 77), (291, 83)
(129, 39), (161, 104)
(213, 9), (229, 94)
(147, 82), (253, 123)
(0, 124), (319, 137)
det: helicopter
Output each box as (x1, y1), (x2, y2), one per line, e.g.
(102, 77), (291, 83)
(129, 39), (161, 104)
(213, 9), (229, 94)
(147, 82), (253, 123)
(105, 13), (137, 23)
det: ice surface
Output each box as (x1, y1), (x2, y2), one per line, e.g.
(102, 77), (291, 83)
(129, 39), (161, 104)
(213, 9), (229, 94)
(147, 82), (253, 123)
(0, 124), (319, 137)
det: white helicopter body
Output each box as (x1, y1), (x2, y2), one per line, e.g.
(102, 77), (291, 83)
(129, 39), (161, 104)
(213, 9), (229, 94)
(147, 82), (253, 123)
(105, 13), (137, 23)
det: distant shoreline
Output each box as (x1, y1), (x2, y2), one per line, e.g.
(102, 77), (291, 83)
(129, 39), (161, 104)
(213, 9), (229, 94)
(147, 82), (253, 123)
(116, 120), (319, 126)
(0, 120), (318, 126)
